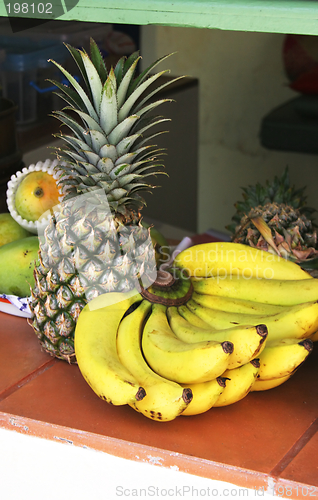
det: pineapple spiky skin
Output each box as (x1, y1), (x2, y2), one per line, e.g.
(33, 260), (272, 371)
(226, 167), (315, 235)
(28, 40), (179, 363)
(29, 196), (155, 363)
(232, 202), (318, 263)
(228, 168), (318, 271)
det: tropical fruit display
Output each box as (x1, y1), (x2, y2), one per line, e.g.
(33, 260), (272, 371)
(73, 241), (317, 421)
(2, 40), (317, 422)
(226, 168), (318, 270)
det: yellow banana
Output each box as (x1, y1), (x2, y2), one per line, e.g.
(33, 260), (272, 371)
(174, 241), (312, 280)
(142, 303), (234, 384)
(310, 331), (318, 342)
(74, 290), (146, 406)
(187, 298), (318, 342)
(214, 359), (260, 407)
(167, 306), (267, 369)
(192, 291), (285, 315)
(178, 304), (212, 329)
(181, 377), (227, 416)
(117, 299), (193, 421)
(251, 374), (291, 392)
(192, 275), (318, 307)
(257, 338), (313, 380)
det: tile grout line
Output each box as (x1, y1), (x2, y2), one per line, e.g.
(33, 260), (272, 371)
(269, 418), (318, 478)
(0, 359), (58, 403)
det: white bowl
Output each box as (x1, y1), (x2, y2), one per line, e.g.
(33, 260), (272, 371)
(0, 294), (32, 318)
(6, 158), (63, 234)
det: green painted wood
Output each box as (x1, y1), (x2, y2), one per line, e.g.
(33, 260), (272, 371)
(1, 0), (318, 34)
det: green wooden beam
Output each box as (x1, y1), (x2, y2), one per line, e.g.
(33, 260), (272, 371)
(1, 0), (318, 34)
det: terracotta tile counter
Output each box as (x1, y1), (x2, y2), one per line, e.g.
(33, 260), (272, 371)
(0, 311), (317, 499)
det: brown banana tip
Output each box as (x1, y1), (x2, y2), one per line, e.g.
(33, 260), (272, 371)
(299, 338), (314, 352)
(256, 324), (268, 337)
(250, 358), (260, 368)
(217, 376), (228, 388)
(182, 387), (193, 404)
(222, 341), (234, 354)
(136, 387), (147, 401)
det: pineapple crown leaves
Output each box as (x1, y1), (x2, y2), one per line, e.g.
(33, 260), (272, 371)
(226, 166), (315, 234)
(48, 38), (182, 209)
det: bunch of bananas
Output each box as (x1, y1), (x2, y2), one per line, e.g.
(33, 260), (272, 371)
(74, 242), (317, 422)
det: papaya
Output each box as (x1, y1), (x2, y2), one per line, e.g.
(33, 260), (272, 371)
(0, 236), (39, 297)
(0, 213), (32, 247)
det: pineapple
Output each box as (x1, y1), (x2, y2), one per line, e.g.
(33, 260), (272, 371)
(226, 167), (315, 235)
(232, 202), (318, 261)
(227, 168), (318, 270)
(28, 40), (179, 363)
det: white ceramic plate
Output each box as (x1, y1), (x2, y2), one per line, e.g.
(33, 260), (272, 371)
(0, 295), (32, 318)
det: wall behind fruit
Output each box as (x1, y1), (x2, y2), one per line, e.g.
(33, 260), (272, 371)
(140, 26), (318, 234)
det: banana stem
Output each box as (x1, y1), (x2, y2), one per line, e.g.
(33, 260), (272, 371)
(154, 270), (176, 287)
